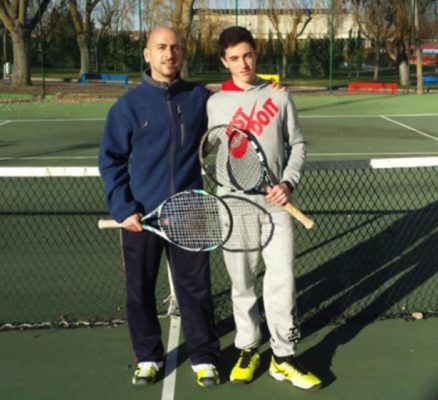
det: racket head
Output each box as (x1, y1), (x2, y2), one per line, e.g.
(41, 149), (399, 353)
(220, 194), (274, 252)
(151, 189), (233, 251)
(200, 124), (270, 194)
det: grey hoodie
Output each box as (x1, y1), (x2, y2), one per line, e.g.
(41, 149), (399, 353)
(207, 78), (306, 210)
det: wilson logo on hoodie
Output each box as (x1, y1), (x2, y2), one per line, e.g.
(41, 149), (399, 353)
(228, 97), (279, 136)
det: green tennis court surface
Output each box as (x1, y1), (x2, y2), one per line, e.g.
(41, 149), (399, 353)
(1, 94), (438, 166)
(1, 93), (437, 400)
(1, 319), (437, 400)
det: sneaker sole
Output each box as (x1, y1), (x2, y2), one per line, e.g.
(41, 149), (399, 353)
(197, 379), (219, 388)
(269, 370), (321, 391)
(230, 378), (251, 384)
(132, 378), (155, 386)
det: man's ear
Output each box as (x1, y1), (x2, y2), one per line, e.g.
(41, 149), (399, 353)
(143, 47), (150, 63)
(221, 57), (229, 69)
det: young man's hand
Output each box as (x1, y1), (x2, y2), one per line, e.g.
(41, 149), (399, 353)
(122, 213), (143, 232)
(269, 80), (287, 91)
(265, 183), (291, 206)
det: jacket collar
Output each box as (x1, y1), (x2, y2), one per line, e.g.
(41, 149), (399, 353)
(143, 70), (182, 90)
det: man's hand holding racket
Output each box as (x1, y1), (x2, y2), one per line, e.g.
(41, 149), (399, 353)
(98, 189), (275, 252)
(121, 213), (143, 232)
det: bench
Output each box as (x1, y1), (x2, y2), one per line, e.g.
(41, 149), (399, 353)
(79, 73), (129, 87)
(423, 75), (438, 92)
(423, 75), (438, 85)
(348, 81), (398, 94)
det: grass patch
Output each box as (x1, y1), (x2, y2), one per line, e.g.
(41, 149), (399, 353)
(0, 92), (36, 100)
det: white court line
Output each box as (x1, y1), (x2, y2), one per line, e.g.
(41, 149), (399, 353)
(380, 115), (438, 141)
(0, 120), (11, 126)
(2, 114), (438, 122)
(309, 151), (438, 157)
(0, 167), (99, 177)
(0, 156), (96, 161)
(300, 113), (438, 119)
(2, 118), (105, 122)
(161, 316), (181, 400)
(3, 153), (437, 162)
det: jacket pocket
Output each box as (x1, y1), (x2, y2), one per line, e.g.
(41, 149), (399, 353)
(176, 103), (185, 145)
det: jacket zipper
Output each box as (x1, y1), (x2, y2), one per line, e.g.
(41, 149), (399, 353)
(176, 103), (185, 145)
(166, 92), (176, 195)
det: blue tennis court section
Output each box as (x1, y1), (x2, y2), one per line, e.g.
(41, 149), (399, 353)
(0, 94), (437, 400)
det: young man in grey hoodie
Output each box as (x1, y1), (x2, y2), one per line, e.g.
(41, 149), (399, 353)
(207, 26), (322, 391)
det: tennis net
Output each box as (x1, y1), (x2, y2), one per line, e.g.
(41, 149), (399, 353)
(0, 158), (437, 330)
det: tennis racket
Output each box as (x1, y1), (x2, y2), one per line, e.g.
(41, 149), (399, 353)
(199, 124), (315, 230)
(220, 194), (274, 252)
(98, 190), (233, 252)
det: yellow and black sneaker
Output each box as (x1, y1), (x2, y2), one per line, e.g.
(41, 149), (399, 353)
(132, 361), (163, 385)
(230, 348), (260, 384)
(269, 355), (322, 391)
(192, 364), (220, 388)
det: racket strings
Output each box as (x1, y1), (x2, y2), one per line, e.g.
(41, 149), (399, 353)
(227, 143), (263, 190)
(160, 192), (231, 250)
(221, 196), (274, 252)
(203, 126), (264, 191)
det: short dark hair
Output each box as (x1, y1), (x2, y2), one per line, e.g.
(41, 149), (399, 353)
(219, 26), (257, 58)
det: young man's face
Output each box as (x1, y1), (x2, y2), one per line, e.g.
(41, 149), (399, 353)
(221, 41), (257, 89)
(144, 28), (184, 83)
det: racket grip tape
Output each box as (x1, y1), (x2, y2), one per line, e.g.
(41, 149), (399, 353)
(97, 219), (122, 229)
(282, 202), (315, 230)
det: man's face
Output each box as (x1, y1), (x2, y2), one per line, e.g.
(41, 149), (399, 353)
(144, 28), (184, 82)
(221, 41), (257, 89)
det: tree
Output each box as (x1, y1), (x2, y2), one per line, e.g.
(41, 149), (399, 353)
(385, 2), (410, 86)
(352, 0), (398, 81)
(352, 0), (435, 89)
(266, 0), (314, 78)
(93, 0), (136, 72)
(344, 29), (365, 77)
(0, 0), (51, 85)
(410, 0), (437, 94)
(44, 3), (79, 69)
(68, 0), (102, 76)
(171, 0), (195, 78)
(195, 4), (228, 61)
(0, 24), (10, 66)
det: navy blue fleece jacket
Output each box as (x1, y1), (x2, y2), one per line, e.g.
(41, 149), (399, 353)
(99, 73), (210, 222)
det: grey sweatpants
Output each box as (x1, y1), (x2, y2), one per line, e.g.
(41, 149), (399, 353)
(223, 210), (300, 357)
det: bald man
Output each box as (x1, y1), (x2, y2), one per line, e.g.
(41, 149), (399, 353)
(99, 27), (220, 388)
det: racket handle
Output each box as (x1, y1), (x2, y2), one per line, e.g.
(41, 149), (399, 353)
(282, 202), (315, 230)
(98, 219), (122, 229)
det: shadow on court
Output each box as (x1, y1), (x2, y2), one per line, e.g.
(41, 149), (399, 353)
(205, 201), (438, 388)
(1, 205), (436, 400)
(297, 201), (438, 386)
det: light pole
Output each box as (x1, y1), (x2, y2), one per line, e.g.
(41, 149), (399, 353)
(37, 0), (46, 98)
(138, 0), (143, 81)
(329, 0), (335, 92)
(411, 0), (424, 94)
(235, 0), (239, 25)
